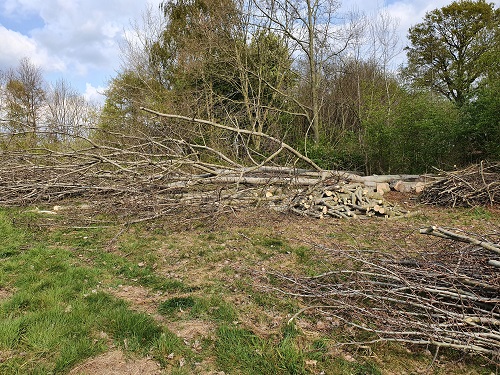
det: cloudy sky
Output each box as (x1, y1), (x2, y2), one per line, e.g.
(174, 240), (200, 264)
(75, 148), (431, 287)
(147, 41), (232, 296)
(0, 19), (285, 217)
(1, 0), (498, 103)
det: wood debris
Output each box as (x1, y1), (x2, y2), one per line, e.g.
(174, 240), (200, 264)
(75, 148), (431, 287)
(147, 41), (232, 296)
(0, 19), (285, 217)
(419, 161), (499, 207)
(289, 183), (408, 219)
(265, 227), (500, 362)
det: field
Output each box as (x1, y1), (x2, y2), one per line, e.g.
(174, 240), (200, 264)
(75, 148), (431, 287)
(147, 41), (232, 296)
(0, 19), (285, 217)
(0, 192), (498, 374)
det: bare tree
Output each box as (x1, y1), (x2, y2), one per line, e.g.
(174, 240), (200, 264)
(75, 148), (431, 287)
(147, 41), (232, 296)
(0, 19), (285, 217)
(46, 79), (97, 141)
(252, 0), (362, 143)
(1, 58), (46, 141)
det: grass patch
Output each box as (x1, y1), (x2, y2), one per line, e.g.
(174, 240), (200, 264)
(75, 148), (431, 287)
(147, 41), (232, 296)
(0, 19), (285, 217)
(215, 323), (307, 375)
(158, 295), (238, 323)
(1, 202), (498, 374)
(0, 209), (187, 373)
(158, 296), (196, 315)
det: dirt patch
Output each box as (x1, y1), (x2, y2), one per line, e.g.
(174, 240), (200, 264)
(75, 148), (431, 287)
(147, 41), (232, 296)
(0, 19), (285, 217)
(107, 285), (165, 321)
(169, 319), (215, 344)
(68, 350), (162, 375)
(0, 287), (14, 300)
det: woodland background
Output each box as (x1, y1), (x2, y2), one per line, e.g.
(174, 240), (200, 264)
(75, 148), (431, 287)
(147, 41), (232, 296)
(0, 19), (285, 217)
(1, 0), (499, 174)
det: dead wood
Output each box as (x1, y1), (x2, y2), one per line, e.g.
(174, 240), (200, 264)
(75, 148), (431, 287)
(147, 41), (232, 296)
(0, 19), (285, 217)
(264, 227), (500, 362)
(420, 226), (500, 255)
(289, 183), (408, 219)
(140, 107), (324, 172)
(0, 118), (418, 223)
(419, 161), (499, 207)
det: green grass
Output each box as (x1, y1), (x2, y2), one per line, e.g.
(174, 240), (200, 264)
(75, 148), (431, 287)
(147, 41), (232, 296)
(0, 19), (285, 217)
(158, 295), (238, 324)
(215, 323), (310, 375)
(0, 204), (498, 374)
(0, 209), (188, 373)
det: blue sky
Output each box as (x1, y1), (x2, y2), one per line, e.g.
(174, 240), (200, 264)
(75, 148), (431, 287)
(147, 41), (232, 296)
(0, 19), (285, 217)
(1, 0), (498, 104)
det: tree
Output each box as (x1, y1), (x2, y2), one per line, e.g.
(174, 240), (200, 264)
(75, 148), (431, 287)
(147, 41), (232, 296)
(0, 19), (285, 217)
(252, 0), (362, 143)
(148, 0), (298, 152)
(46, 79), (96, 141)
(404, 0), (499, 106)
(1, 58), (46, 139)
(151, 0), (242, 108)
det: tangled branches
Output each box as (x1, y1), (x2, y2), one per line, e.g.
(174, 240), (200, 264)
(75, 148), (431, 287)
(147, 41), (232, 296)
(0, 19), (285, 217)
(0, 109), (327, 222)
(0, 110), (411, 223)
(420, 162), (499, 207)
(268, 227), (500, 362)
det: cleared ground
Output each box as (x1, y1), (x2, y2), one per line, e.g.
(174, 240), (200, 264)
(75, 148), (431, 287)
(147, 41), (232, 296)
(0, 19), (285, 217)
(0, 191), (498, 374)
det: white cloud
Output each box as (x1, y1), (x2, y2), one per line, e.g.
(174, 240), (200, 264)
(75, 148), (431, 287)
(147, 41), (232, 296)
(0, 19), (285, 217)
(0, 0), (163, 87)
(0, 25), (66, 72)
(0, 25), (37, 64)
(83, 82), (106, 104)
(1, 0), (498, 95)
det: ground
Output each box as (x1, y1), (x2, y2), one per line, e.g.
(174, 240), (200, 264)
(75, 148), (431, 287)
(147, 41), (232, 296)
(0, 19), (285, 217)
(0, 191), (498, 374)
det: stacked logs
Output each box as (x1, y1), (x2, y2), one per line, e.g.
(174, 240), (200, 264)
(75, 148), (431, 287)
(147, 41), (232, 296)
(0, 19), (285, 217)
(289, 183), (408, 219)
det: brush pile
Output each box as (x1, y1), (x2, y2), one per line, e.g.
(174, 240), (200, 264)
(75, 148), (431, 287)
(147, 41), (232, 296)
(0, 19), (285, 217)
(419, 162), (499, 207)
(268, 226), (500, 362)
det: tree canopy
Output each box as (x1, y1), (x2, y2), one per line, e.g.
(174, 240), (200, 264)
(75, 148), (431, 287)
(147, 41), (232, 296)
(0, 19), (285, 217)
(404, 0), (500, 106)
(96, 0), (499, 173)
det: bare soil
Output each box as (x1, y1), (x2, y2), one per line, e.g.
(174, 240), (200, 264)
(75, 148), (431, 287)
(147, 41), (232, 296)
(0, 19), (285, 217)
(67, 350), (162, 375)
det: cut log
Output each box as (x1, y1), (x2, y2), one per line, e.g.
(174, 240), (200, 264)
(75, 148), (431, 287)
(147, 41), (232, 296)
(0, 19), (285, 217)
(376, 183), (390, 195)
(393, 180), (418, 193)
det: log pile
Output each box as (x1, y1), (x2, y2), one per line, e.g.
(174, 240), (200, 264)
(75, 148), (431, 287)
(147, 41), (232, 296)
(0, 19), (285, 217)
(289, 183), (408, 219)
(419, 162), (499, 207)
(266, 227), (500, 362)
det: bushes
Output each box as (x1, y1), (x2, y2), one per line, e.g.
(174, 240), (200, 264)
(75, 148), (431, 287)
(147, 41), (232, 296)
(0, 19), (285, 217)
(299, 91), (465, 174)
(458, 80), (500, 163)
(362, 92), (462, 174)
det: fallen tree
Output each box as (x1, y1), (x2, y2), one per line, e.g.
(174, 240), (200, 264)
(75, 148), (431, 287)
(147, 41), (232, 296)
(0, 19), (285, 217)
(0, 110), (423, 222)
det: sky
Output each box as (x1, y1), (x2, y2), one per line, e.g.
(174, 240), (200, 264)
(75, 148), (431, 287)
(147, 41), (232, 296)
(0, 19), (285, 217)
(1, 0), (499, 104)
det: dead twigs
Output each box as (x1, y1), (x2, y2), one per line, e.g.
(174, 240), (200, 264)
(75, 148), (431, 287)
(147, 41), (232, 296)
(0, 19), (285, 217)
(266, 227), (500, 362)
(419, 162), (499, 207)
(0, 117), (412, 223)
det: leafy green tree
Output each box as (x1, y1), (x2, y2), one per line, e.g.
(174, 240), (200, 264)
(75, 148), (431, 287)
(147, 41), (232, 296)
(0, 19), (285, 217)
(151, 0), (242, 107)
(459, 79), (500, 162)
(404, 0), (499, 106)
(148, 1), (298, 149)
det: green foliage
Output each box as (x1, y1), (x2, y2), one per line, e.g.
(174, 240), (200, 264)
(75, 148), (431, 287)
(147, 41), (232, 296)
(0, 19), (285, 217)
(404, 0), (499, 106)
(301, 136), (366, 172)
(458, 78), (500, 161)
(364, 91), (461, 173)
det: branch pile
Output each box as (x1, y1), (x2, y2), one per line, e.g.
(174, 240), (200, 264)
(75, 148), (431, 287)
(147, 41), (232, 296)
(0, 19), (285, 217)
(419, 162), (499, 207)
(267, 227), (500, 361)
(0, 110), (413, 222)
